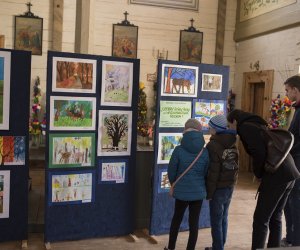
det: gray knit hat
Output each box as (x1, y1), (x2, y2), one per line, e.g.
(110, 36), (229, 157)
(208, 114), (227, 132)
(184, 118), (202, 133)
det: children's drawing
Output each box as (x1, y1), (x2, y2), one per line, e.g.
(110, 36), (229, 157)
(49, 133), (95, 168)
(49, 96), (96, 131)
(158, 169), (171, 193)
(99, 159), (127, 184)
(52, 57), (97, 93)
(0, 136), (25, 166)
(101, 61), (133, 107)
(161, 64), (198, 97)
(201, 73), (223, 92)
(0, 170), (10, 218)
(98, 110), (132, 156)
(0, 51), (11, 130)
(157, 133), (182, 164)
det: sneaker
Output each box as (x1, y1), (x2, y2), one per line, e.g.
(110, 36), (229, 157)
(281, 237), (292, 247)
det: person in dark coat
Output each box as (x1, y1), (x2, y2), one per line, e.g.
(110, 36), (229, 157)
(205, 114), (239, 250)
(282, 75), (300, 246)
(227, 109), (300, 250)
(165, 118), (209, 250)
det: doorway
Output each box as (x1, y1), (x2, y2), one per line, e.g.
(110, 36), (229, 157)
(240, 70), (274, 171)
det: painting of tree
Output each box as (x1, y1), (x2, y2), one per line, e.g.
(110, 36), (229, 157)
(157, 133), (182, 164)
(0, 136), (25, 165)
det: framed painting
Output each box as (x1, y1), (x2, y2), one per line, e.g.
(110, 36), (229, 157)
(98, 159), (128, 184)
(157, 133), (182, 164)
(0, 35), (4, 48)
(201, 73), (223, 92)
(0, 51), (10, 130)
(14, 16), (43, 55)
(48, 133), (95, 168)
(129, 0), (199, 11)
(112, 24), (138, 59)
(161, 63), (198, 97)
(0, 170), (10, 218)
(0, 136), (26, 165)
(101, 60), (133, 107)
(179, 30), (203, 63)
(49, 96), (96, 131)
(52, 57), (97, 93)
(48, 170), (95, 205)
(97, 110), (132, 156)
(158, 168), (171, 193)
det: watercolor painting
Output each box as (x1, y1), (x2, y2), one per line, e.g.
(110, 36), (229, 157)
(52, 57), (96, 93)
(0, 170), (10, 218)
(98, 110), (132, 156)
(49, 133), (95, 168)
(49, 96), (96, 131)
(49, 171), (94, 205)
(158, 168), (171, 193)
(161, 64), (198, 97)
(193, 99), (226, 130)
(201, 73), (223, 92)
(0, 136), (25, 166)
(99, 159), (127, 184)
(0, 51), (11, 130)
(101, 60), (133, 107)
(157, 133), (182, 164)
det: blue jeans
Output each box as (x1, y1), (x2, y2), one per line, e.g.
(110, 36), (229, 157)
(209, 187), (234, 250)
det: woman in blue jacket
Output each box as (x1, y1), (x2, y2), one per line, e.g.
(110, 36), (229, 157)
(165, 118), (209, 250)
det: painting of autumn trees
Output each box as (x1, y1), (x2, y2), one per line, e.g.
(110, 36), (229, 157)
(0, 136), (25, 165)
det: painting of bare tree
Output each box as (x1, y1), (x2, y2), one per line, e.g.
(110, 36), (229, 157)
(0, 136), (25, 165)
(98, 110), (132, 156)
(52, 57), (96, 93)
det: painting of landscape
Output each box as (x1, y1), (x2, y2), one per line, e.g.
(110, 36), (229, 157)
(157, 133), (182, 164)
(0, 136), (25, 166)
(0, 51), (10, 130)
(52, 57), (96, 93)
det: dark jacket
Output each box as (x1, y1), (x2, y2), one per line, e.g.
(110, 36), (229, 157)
(289, 102), (300, 161)
(206, 130), (238, 199)
(168, 131), (209, 201)
(236, 112), (300, 189)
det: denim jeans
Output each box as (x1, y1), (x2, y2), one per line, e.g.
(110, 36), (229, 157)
(209, 187), (234, 250)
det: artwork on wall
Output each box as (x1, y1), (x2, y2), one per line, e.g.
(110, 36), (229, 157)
(179, 30), (203, 63)
(98, 159), (128, 184)
(201, 73), (223, 92)
(52, 57), (97, 93)
(0, 35), (4, 48)
(159, 100), (191, 128)
(49, 133), (95, 168)
(49, 171), (94, 205)
(0, 136), (25, 166)
(49, 96), (96, 131)
(98, 110), (132, 156)
(14, 16), (43, 55)
(158, 168), (171, 193)
(0, 170), (10, 218)
(157, 133), (182, 164)
(192, 99), (226, 131)
(161, 64), (198, 97)
(0, 51), (11, 130)
(129, 0), (199, 11)
(101, 60), (133, 107)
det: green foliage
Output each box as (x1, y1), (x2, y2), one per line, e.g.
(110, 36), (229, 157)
(54, 117), (92, 127)
(105, 89), (129, 103)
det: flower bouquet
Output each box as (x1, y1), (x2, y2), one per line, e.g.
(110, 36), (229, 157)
(268, 94), (292, 128)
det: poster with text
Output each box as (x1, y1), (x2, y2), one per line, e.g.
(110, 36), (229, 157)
(0, 170), (10, 218)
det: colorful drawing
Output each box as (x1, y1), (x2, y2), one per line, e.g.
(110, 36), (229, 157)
(52, 57), (96, 93)
(157, 133), (182, 164)
(50, 171), (94, 205)
(49, 133), (95, 168)
(49, 96), (96, 131)
(0, 170), (10, 218)
(98, 110), (132, 156)
(0, 136), (25, 166)
(101, 61), (133, 107)
(0, 51), (11, 130)
(99, 159), (127, 184)
(193, 99), (226, 130)
(158, 169), (171, 193)
(201, 73), (223, 92)
(161, 64), (198, 97)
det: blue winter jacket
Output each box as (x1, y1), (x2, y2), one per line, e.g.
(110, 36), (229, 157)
(167, 131), (209, 201)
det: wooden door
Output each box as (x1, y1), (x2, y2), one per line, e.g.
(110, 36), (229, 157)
(240, 70), (274, 171)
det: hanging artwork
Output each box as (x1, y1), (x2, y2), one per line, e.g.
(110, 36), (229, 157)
(161, 64), (198, 97)
(98, 159), (128, 184)
(0, 51), (11, 130)
(49, 133), (95, 168)
(0, 136), (25, 166)
(192, 99), (226, 131)
(157, 133), (182, 164)
(98, 110), (132, 156)
(49, 96), (96, 131)
(158, 168), (171, 193)
(101, 60), (133, 107)
(52, 57), (97, 93)
(201, 73), (223, 92)
(49, 171), (94, 205)
(0, 170), (10, 218)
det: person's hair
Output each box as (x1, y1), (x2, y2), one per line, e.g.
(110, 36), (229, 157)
(227, 109), (244, 123)
(284, 75), (300, 91)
